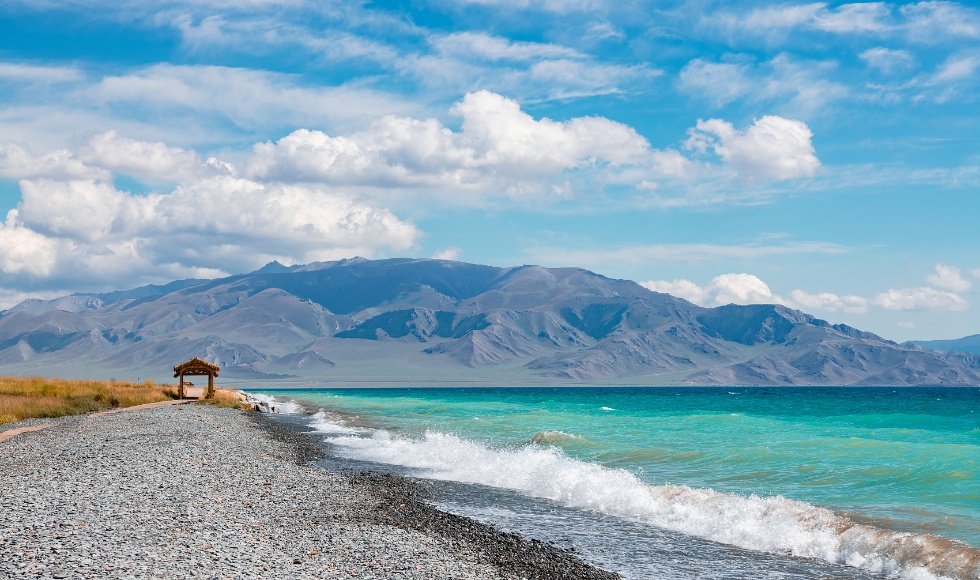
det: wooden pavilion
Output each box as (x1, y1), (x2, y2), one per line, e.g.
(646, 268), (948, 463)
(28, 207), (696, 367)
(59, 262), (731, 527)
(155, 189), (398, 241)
(173, 357), (220, 399)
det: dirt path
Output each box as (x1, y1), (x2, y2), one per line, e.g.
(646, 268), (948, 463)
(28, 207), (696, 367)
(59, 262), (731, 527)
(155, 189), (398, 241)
(0, 398), (193, 443)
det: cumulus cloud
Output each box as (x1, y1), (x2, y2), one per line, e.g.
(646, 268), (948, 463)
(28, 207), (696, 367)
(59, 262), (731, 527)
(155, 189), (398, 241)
(685, 116), (820, 181)
(79, 131), (231, 183)
(927, 263), (971, 292)
(0, 213), (59, 277)
(432, 247), (462, 261)
(872, 287), (968, 311)
(789, 289), (869, 313)
(245, 90), (681, 195)
(0, 150), (422, 291)
(0, 142), (109, 181)
(643, 271), (967, 316)
(643, 273), (781, 307)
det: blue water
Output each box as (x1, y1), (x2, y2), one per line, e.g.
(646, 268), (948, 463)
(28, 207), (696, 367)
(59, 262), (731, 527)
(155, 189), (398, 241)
(250, 386), (980, 579)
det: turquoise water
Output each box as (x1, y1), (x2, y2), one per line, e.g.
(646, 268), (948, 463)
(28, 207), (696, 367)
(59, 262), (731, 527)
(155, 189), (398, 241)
(251, 386), (980, 578)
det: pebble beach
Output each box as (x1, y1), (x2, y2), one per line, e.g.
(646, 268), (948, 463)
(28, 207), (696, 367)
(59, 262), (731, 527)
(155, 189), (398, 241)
(0, 403), (616, 579)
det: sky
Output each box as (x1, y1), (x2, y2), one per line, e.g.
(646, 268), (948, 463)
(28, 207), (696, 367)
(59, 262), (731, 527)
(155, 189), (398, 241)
(0, 0), (978, 342)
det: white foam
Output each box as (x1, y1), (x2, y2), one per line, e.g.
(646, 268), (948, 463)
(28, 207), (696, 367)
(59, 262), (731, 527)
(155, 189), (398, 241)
(320, 427), (976, 580)
(247, 392), (303, 414)
(308, 410), (364, 435)
(600, 406), (616, 411)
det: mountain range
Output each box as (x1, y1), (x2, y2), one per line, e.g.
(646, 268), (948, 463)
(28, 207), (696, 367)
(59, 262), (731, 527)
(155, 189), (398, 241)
(908, 335), (980, 356)
(0, 257), (977, 386)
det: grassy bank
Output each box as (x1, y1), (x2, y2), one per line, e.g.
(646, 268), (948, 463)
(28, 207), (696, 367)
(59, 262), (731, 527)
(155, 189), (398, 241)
(0, 376), (178, 425)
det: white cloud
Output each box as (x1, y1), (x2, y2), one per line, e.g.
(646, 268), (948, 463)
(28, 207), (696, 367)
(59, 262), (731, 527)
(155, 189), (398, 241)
(0, 212), (59, 277)
(872, 287), (968, 311)
(0, 142), (109, 181)
(0, 62), (83, 83)
(678, 54), (848, 115)
(643, 273), (781, 307)
(859, 47), (915, 73)
(87, 64), (419, 132)
(445, 0), (606, 13)
(708, 1), (980, 41)
(685, 116), (820, 181)
(0, 155), (422, 290)
(930, 54), (980, 84)
(79, 131), (230, 183)
(677, 59), (753, 107)
(901, 2), (980, 41)
(432, 32), (583, 61)
(789, 289), (869, 313)
(585, 21), (624, 41)
(245, 90), (677, 195)
(927, 264), (971, 292)
(734, 3), (824, 33)
(527, 59), (658, 99)
(432, 247), (462, 260)
(812, 3), (890, 33)
(642, 278), (707, 303)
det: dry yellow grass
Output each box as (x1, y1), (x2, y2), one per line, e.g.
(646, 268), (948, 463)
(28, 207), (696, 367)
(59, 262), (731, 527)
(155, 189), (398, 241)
(197, 388), (252, 410)
(0, 376), (178, 425)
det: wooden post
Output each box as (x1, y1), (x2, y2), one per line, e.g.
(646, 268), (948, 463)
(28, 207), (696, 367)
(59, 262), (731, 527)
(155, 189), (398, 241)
(179, 371), (185, 399)
(207, 373), (214, 399)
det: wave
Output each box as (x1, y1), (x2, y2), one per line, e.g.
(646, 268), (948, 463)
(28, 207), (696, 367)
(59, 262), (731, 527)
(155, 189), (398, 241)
(529, 430), (593, 446)
(311, 417), (978, 580)
(308, 410), (366, 435)
(246, 392), (304, 414)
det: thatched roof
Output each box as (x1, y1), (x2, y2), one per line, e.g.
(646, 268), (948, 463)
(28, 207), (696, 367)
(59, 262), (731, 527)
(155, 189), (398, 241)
(173, 357), (220, 377)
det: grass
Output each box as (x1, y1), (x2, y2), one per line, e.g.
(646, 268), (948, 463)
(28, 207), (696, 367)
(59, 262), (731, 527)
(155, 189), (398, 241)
(196, 388), (251, 410)
(0, 376), (179, 425)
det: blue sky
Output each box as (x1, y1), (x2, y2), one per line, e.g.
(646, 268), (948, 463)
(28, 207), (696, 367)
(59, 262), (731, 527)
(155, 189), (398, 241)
(0, 0), (978, 341)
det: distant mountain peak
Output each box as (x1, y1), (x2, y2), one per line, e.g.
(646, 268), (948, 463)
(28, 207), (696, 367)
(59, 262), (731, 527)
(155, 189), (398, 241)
(253, 260), (292, 274)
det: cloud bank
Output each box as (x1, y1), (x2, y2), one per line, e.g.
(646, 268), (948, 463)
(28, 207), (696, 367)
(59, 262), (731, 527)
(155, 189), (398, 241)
(0, 90), (820, 300)
(643, 263), (973, 315)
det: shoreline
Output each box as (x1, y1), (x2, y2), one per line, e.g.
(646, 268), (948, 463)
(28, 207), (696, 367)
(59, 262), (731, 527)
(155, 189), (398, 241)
(0, 401), (617, 579)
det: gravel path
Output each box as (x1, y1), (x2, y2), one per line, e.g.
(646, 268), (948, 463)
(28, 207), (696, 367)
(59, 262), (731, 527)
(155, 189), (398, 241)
(0, 404), (617, 579)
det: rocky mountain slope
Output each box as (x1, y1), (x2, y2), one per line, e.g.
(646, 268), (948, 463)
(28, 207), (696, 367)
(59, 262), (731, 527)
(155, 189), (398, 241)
(0, 258), (977, 386)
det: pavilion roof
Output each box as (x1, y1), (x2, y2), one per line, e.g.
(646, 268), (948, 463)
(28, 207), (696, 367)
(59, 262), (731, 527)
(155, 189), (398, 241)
(173, 357), (220, 377)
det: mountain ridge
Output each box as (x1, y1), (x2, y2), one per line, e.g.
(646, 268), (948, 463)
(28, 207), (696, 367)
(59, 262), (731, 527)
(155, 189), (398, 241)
(0, 258), (977, 386)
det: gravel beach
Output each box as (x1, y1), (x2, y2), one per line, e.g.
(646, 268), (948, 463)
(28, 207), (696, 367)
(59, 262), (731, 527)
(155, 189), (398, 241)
(0, 403), (617, 579)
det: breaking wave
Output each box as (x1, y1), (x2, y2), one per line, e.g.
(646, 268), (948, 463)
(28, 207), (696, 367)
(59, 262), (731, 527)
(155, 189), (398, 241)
(246, 392), (303, 414)
(312, 417), (978, 580)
